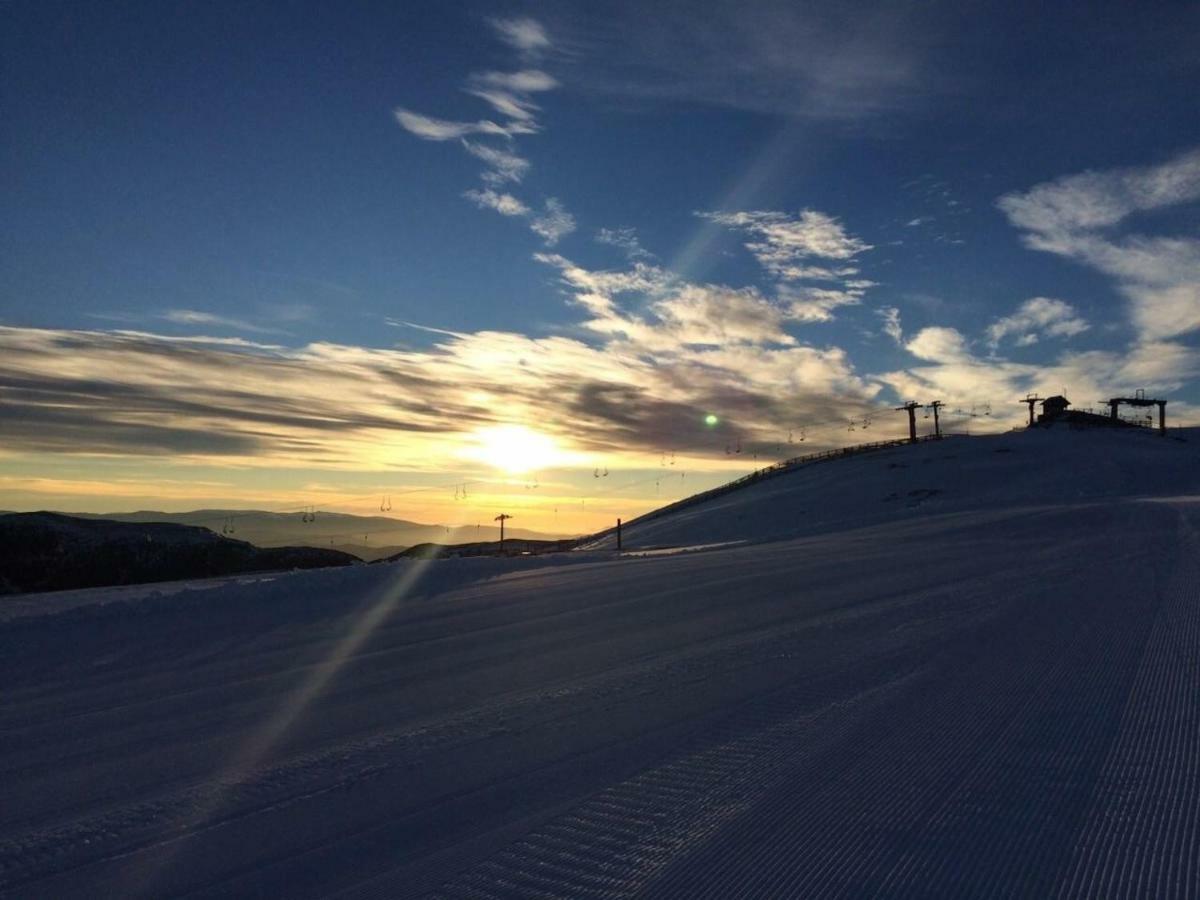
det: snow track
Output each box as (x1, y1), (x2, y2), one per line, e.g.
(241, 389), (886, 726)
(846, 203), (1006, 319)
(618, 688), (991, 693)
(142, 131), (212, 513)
(2, 431), (1199, 897)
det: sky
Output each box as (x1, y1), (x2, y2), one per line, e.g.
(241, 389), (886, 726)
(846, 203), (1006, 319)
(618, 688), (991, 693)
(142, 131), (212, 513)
(2, 0), (1199, 535)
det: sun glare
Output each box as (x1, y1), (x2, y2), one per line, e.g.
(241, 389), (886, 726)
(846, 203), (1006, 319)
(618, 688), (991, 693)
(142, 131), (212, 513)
(466, 425), (565, 474)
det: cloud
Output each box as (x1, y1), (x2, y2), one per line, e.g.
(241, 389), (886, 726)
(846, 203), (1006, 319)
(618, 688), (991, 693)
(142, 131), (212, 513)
(905, 326), (971, 363)
(998, 147), (1200, 340)
(985, 297), (1089, 349)
(538, 252), (828, 351)
(700, 209), (871, 275)
(879, 320), (1200, 425)
(462, 141), (531, 185)
(596, 226), (653, 260)
(465, 193), (575, 245)
(473, 69), (559, 93)
(877, 306), (903, 344)
(463, 89), (539, 123)
(161, 309), (284, 336)
(392, 108), (529, 141)
(651, 284), (795, 347)
(781, 286), (867, 323)
(489, 17), (551, 54)
(698, 208), (874, 324)
(0, 286), (881, 471)
(530, 197), (576, 245)
(463, 188), (531, 217)
(395, 21), (569, 247)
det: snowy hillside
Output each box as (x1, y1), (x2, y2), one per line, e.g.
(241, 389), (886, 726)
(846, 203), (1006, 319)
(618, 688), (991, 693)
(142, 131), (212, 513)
(586, 426), (1200, 549)
(1, 427), (1198, 897)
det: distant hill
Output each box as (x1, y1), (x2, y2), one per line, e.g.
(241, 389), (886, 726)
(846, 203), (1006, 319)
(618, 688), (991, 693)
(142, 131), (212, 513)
(0, 512), (358, 595)
(68, 509), (563, 560)
(390, 538), (580, 560)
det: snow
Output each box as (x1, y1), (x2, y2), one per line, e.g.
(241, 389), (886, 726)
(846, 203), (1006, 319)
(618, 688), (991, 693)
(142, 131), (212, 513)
(1, 427), (1198, 897)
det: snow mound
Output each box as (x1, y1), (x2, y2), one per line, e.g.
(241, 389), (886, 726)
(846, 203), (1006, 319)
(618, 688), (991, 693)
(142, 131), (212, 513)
(584, 427), (1200, 550)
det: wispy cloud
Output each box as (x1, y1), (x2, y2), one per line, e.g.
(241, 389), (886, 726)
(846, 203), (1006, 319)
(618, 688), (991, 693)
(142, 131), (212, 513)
(877, 306), (904, 345)
(395, 17), (574, 247)
(463, 191), (575, 245)
(985, 297), (1089, 349)
(699, 209), (871, 274)
(463, 188), (531, 217)
(699, 208), (874, 322)
(473, 69), (559, 93)
(530, 197), (576, 245)
(393, 109), (530, 141)
(162, 309), (286, 336)
(998, 147), (1200, 341)
(489, 17), (552, 55)
(596, 226), (653, 260)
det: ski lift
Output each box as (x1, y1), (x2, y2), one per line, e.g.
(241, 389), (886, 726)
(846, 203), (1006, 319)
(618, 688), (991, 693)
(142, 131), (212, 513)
(669, 452), (675, 466)
(380, 497), (386, 512)
(593, 468), (600, 478)
(386, 496), (392, 511)
(602, 467), (608, 477)
(455, 485), (460, 500)
(735, 438), (742, 453)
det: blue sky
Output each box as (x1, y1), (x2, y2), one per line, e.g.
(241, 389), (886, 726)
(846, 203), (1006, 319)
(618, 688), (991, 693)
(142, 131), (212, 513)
(2, 1), (1199, 525)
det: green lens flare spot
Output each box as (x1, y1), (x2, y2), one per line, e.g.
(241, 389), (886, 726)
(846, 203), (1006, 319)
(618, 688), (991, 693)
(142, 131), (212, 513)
(704, 414), (719, 426)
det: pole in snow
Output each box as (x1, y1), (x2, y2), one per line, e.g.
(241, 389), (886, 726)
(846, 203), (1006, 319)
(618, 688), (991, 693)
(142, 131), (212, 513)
(494, 513), (512, 552)
(617, 517), (622, 551)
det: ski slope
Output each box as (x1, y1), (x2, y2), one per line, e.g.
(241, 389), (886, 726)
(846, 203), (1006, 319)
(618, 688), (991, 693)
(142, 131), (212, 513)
(1, 427), (1198, 898)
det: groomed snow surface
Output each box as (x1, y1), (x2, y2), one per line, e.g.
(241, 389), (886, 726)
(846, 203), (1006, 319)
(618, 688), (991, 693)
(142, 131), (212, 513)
(2, 427), (1199, 898)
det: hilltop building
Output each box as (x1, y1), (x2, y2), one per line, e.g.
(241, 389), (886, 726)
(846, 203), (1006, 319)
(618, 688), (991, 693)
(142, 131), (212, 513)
(1036, 395), (1136, 429)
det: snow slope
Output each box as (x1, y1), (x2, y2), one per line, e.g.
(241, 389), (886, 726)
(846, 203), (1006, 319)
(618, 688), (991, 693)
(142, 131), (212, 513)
(1, 427), (1198, 898)
(585, 426), (1200, 550)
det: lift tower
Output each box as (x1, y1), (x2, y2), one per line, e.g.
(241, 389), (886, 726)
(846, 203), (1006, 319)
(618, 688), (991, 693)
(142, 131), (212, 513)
(1019, 394), (1044, 427)
(895, 401), (922, 444)
(926, 400), (946, 439)
(1108, 390), (1168, 435)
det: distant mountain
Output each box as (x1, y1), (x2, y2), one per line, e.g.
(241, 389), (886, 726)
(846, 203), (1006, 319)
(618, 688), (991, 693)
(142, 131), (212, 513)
(68, 509), (564, 559)
(0, 512), (358, 595)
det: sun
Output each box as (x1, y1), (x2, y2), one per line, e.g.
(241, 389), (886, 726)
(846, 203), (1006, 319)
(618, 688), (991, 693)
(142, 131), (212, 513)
(465, 425), (565, 474)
